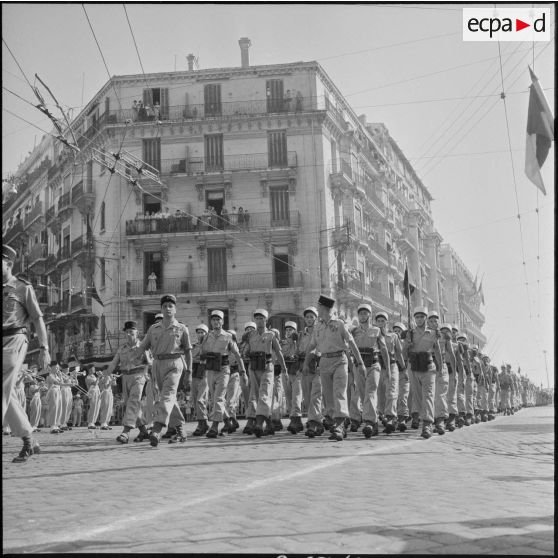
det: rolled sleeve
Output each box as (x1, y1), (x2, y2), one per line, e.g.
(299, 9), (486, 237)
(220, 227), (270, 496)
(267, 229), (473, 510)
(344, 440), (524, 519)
(24, 284), (43, 321)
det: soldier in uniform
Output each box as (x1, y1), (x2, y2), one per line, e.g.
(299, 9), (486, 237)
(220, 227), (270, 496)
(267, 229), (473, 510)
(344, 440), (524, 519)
(133, 294), (192, 447)
(3, 244), (50, 462)
(469, 345), (483, 423)
(487, 358), (500, 420)
(245, 308), (286, 438)
(59, 363), (75, 430)
(439, 323), (459, 432)
(453, 332), (468, 428)
(190, 324), (210, 436)
(393, 322), (411, 432)
(238, 322), (254, 431)
(221, 329), (245, 434)
(269, 328), (285, 433)
(98, 371), (116, 429)
(199, 310), (245, 438)
(281, 321), (304, 434)
(402, 306), (443, 439)
(27, 370), (42, 432)
(105, 321), (151, 443)
(498, 364), (513, 415)
(46, 362), (65, 433)
(303, 295), (366, 442)
(85, 365), (102, 429)
(477, 354), (492, 422)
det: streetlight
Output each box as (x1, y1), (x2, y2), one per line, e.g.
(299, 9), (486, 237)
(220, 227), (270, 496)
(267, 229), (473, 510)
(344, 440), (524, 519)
(543, 350), (549, 389)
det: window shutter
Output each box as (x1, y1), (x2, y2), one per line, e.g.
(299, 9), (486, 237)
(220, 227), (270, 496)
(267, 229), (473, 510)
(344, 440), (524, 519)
(160, 88), (169, 117)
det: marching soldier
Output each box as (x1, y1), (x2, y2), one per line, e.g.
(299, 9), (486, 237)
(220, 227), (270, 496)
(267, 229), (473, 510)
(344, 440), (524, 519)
(477, 354), (491, 422)
(453, 331), (468, 428)
(98, 371), (116, 430)
(402, 306), (443, 439)
(190, 324), (210, 436)
(133, 294), (192, 447)
(105, 320), (151, 444)
(439, 323), (458, 432)
(393, 322), (411, 432)
(27, 369), (42, 432)
(282, 321), (304, 434)
(59, 363), (75, 430)
(498, 364), (513, 415)
(240, 321), (256, 434)
(3, 244), (50, 462)
(46, 362), (65, 433)
(222, 329), (244, 434)
(303, 295), (366, 442)
(487, 358), (500, 420)
(270, 328), (285, 433)
(469, 345), (483, 423)
(245, 308), (286, 438)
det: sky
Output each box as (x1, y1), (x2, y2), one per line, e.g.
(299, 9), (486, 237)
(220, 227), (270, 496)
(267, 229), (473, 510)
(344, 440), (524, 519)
(2, 2), (554, 388)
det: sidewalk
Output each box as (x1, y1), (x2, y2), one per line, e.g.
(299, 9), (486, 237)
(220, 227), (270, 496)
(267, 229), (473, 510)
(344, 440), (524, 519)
(2, 405), (554, 554)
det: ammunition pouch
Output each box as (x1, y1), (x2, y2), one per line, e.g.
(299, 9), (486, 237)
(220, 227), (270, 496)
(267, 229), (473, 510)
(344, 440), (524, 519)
(230, 364), (239, 374)
(284, 356), (299, 375)
(359, 350), (379, 368)
(300, 353), (319, 374)
(204, 352), (228, 371)
(409, 351), (433, 372)
(192, 362), (206, 379)
(250, 352), (272, 371)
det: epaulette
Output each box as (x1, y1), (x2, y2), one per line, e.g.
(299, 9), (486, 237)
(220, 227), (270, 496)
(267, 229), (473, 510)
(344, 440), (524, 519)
(16, 274), (32, 285)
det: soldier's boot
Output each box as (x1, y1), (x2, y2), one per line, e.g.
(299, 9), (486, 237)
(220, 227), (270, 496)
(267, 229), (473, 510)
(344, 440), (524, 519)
(149, 422), (165, 447)
(343, 417), (352, 430)
(510, 407), (515, 415)
(487, 412), (496, 421)
(230, 417), (240, 432)
(456, 413), (466, 428)
(446, 414), (457, 432)
(287, 416), (303, 434)
(243, 417), (255, 435)
(314, 421), (325, 436)
(350, 418), (361, 432)
(162, 426), (176, 439)
(271, 418), (283, 432)
(253, 415), (266, 438)
(464, 413), (473, 426)
(116, 427), (131, 444)
(133, 424), (150, 442)
(169, 423), (187, 444)
(305, 420), (318, 438)
(474, 410), (481, 424)
(410, 412), (420, 429)
(192, 420), (209, 437)
(322, 415), (334, 431)
(12, 437), (40, 463)
(328, 418), (345, 442)
(481, 411), (488, 422)
(379, 413), (387, 427)
(220, 417), (234, 435)
(362, 421), (379, 439)
(264, 417), (276, 436)
(383, 415), (396, 434)
(397, 415), (408, 432)
(434, 417), (446, 435)
(205, 421), (220, 438)
(421, 422), (433, 439)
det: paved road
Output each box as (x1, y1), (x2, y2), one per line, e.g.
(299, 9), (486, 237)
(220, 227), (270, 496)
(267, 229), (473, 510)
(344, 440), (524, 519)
(2, 406), (554, 554)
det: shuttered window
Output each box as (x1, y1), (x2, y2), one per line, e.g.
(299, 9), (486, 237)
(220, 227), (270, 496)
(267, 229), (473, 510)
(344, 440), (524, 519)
(268, 130), (287, 168)
(142, 138), (161, 171)
(204, 134), (224, 172)
(266, 79), (284, 113)
(270, 186), (290, 226)
(208, 247), (227, 291)
(273, 246), (291, 289)
(204, 84), (222, 116)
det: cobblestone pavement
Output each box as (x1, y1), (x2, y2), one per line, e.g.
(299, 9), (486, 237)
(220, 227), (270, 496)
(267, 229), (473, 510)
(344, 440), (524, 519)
(2, 406), (554, 554)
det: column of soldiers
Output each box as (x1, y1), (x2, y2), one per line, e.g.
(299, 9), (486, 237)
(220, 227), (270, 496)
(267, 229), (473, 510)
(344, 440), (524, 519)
(3, 235), (552, 462)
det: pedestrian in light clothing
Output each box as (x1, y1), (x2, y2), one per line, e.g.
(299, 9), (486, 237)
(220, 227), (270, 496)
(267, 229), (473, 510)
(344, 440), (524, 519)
(98, 372), (116, 430)
(86, 366), (101, 429)
(72, 394), (83, 427)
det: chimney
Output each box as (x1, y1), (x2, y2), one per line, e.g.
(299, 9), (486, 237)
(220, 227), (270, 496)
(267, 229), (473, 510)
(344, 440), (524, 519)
(187, 53), (196, 71)
(238, 37), (251, 68)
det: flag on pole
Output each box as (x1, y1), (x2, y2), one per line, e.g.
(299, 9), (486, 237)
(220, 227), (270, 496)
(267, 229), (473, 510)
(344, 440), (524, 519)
(525, 67), (554, 195)
(403, 264), (415, 300)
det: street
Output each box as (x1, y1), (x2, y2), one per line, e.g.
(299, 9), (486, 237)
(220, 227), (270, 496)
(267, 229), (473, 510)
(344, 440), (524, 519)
(2, 405), (554, 554)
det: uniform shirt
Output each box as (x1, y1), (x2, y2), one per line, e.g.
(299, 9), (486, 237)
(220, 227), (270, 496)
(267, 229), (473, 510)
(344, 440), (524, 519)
(192, 342), (203, 363)
(3, 275), (42, 329)
(201, 329), (235, 355)
(404, 327), (438, 353)
(383, 331), (400, 357)
(280, 337), (297, 358)
(139, 318), (192, 356)
(297, 326), (316, 356)
(109, 340), (147, 372)
(470, 354), (482, 377)
(351, 324), (381, 351)
(311, 318), (353, 353)
(246, 328), (276, 354)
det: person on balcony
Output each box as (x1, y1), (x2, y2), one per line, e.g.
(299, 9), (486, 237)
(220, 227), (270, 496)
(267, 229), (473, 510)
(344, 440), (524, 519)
(132, 100), (139, 122)
(147, 272), (158, 294)
(137, 100), (147, 122)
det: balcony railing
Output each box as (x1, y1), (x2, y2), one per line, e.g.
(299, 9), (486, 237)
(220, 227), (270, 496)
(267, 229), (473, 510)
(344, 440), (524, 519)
(4, 220), (24, 243)
(57, 245), (71, 262)
(70, 292), (92, 311)
(71, 235), (94, 255)
(28, 243), (48, 262)
(126, 271), (303, 297)
(46, 206), (56, 223)
(342, 278), (394, 308)
(24, 202), (44, 228)
(126, 210), (299, 236)
(58, 191), (72, 212)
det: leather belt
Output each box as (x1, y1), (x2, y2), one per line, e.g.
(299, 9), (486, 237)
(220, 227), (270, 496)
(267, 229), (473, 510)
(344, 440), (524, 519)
(321, 350), (344, 358)
(3, 326), (27, 337)
(154, 353), (184, 360)
(122, 365), (146, 375)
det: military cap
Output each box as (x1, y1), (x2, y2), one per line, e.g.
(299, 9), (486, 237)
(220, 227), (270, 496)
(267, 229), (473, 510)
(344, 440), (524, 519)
(50, 360), (58, 367)
(375, 311), (389, 321)
(253, 308), (269, 319)
(154, 313), (163, 321)
(482, 355), (491, 361)
(123, 320), (138, 331)
(69, 365), (76, 372)
(244, 321), (257, 331)
(2, 244), (17, 262)
(451, 325), (459, 331)
(303, 306), (318, 317)
(284, 321), (298, 330)
(393, 321), (407, 332)
(471, 344), (479, 350)
(440, 323), (452, 331)
(318, 294), (335, 308)
(195, 324), (209, 334)
(210, 309), (224, 320)
(60, 363), (69, 370)
(413, 306), (428, 317)
(160, 294), (176, 306)
(357, 303), (372, 314)
(427, 310), (440, 320)
(457, 333), (467, 341)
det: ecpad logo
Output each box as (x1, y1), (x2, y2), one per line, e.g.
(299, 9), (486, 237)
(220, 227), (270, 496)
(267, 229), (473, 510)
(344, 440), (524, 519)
(463, 8), (550, 42)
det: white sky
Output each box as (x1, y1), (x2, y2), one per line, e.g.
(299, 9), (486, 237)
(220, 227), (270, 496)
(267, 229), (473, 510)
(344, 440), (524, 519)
(2, 2), (554, 388)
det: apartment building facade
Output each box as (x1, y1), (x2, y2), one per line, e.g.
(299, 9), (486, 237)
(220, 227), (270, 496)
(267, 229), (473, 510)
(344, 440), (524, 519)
(2, 40), (485, 364)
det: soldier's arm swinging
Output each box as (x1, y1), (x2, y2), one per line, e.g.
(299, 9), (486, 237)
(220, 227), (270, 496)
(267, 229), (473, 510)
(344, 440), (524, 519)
(377, 334), (390, 370)
(229, 341), (247, 374)
(271, 336), (287, 372)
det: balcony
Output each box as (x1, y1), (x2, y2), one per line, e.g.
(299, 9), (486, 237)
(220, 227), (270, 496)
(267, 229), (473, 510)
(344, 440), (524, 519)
(125, 210), (300, 237)
(367, 236), (389, 261)
(45, 253), (57, 274)
(461, 297), (485, 324)
(71, 180), (95, 216)
(4, 219), (25, 244)
(70, 292), (92, 314)
(57, 191), (72, 218)
(56, 245), (72, 270)
(329, 160), (354, 191)
(27, 244), (49, 273)
(126, 271), (303, 298)
(340, 278), (395, 309)
(23, 202), (45, 233)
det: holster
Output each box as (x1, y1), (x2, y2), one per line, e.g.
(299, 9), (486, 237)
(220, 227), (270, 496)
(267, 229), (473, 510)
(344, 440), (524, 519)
(204, 352), (225, 371)
(250, 352), (270, 371)
(409, 351), (433, 372)
(360, 350), (379, 368)
(192, 362), (206, 379)
(285, 357), (299, 375)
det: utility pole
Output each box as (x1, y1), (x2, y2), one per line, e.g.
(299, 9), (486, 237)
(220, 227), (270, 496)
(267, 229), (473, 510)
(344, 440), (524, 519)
(543, 350), (549, 389)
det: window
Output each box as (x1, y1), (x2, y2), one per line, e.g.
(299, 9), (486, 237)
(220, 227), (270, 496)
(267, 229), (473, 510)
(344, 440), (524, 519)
(204, 84), (222, 117)
(204, 134), (224, 172)
(330, 139), (338, 173)
(143, 311), (158, 334)
(99, 258), (105, 289)
(273, 246), (291, 288)
(268, 130), (287, 168)
(266, 79), (284, 113)
(205, 190), (225, 225)
(100, 201), (106, 231)
(142, 138), (161, 171)
(207, 247), (227, 291)
(144, 252), (163, 295)
(270, 186), (290, 225)
(142, 88), (169, 118)
(354, 205), (362, 231)
(143, 193), (161, 214)
(389, 281), (395, 300)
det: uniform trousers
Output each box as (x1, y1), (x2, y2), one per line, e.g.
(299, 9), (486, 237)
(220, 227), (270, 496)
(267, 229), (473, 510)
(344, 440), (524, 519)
(489, 384), (499, 413)
(206, 367), (230, 422)
(397, 366), (411, 418)
(447, 368), (459, 416)
(28, 394), (41, 428)
(143, 377), (157, 426)
(348, 363), (364, 421)
(378, 363), (399, 418)
(465, 374), (475, 415)
(99, 388), (114, 426)
(477, 383), (489, 412)
(500, 387), (511, 410)
(434, 364), (449, 420)
(361, 363), (381, 423)
(151, 357), (185, 428)
(284, 372), (303, 417)
(191, 376), (209, 420)
(121, 372), (146, 429)
(60, 386), (73, 425)
(456, 371), (467, 414)
(87, 386), (101, 425)
(247, 365), (274, 418)
(47, 386), (63, 428)
(410, 367), (436, 424)
(319, 354), (349, 420)
(271, 372), (285, 420)
(224, 372), (241, 418)
(301, 371), (323, 423)
(2, 335), (32, 438)
(239, 371), (250, 416)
